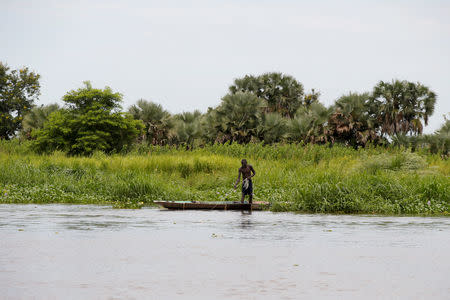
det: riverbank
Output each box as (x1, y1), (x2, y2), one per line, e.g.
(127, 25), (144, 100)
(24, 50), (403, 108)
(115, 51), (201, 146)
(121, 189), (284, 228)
(0, 141), (448, 215)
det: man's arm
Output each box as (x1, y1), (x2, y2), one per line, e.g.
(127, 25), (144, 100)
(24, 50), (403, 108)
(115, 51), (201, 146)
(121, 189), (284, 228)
(234, 169), (241, 189)
(250, 165), (256, 178)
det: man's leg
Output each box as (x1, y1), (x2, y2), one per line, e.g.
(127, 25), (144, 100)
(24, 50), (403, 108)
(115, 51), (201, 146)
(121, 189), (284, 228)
(241, 193), (245, 203)
(248, 181), (253, 204)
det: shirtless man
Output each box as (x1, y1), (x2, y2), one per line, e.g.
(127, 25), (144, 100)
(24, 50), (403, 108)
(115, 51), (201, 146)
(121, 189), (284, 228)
(234, 159), (256, 203)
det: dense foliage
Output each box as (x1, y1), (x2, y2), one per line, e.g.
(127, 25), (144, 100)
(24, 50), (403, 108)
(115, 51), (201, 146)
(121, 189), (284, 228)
(369, 79), (436, 136)
(392, 116), (450, 156)
(2, 64), (448, 215)
(32, 82), (143, 155)
(20, 103), (60, 139)
(2, 64), (446, 156)
(121, 74), (445, 154)
(228, 72), (305, 118)
(129, 99), (172, 145)
(0, 62), (40, 139)
(327, 92), (379, 147)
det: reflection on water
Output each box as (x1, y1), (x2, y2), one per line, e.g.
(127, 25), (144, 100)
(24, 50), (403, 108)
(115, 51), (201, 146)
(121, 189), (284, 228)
(0, 204), (449, 300)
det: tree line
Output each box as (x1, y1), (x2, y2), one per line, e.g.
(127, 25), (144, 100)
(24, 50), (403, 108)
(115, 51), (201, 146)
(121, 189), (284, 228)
(1, 62), (448, 156)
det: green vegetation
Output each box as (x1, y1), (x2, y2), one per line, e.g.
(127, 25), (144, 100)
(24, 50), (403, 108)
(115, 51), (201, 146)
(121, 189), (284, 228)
(0, 62), (40, 139)
(228, 72), (305, 118)
(1, 63), (449, 214)
(21, 103), (60, 139)
(31, 82), (143, 155)
(0, 141), (448, 215)
(1, 64), (447, 156)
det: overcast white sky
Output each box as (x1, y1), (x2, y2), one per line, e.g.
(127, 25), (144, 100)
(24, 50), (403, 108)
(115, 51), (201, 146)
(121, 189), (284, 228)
(1, 0), (449, 132)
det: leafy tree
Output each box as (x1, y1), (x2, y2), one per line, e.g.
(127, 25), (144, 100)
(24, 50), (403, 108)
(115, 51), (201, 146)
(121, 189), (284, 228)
(129, 99), (173, 145)
(327, 92), (379, 147)
(63, 81), (120, 112)
(21, 103), (60, 139)
(369, 80), (436, 137)
(214, 92), (267, 144)
(0, 62), (40, 139)
(229, 72), (304, 118)
(33, 82), (143, 155)
(31, 110), (74, 153)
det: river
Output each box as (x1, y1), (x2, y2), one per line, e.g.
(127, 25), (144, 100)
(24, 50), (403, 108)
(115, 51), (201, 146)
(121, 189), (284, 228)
(0, 204), (449, 299)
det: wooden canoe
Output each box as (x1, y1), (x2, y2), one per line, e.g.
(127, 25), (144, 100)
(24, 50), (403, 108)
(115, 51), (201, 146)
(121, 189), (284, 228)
(154, 201), (269, 211)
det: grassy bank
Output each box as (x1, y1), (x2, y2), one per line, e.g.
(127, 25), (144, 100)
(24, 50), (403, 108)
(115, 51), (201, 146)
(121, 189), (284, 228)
(0, 140), (448, 215)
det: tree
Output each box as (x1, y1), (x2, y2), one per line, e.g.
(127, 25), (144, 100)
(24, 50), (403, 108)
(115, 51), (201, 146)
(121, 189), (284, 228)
(200, 107), (221, 144)
(229, 72), (304, 118)
(369, 79), (436, 137)
(21, 103), (60, 139)
(32, 82), (143, 155)
(214, 92), (266, 144)
(257, 112), (287, 144)
(288, 102), (331, 143)
(0, 62), (40, 139)
(171, 111), (202, 148)
(436, 114), (450, 139)
(129, 99), (173, 145)
(423, 114), (450, 156)
(327, 92), (380, 147)
(63, 81), (120, 112)
(304, 89), (321, 107)
(391, 133), (420, 150)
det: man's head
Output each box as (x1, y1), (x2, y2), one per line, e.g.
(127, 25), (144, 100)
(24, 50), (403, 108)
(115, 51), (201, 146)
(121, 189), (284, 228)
(241, 159), (247, 167)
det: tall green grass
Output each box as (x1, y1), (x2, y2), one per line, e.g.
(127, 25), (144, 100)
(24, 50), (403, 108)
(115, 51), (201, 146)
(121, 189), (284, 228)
(0, 141), (448, 214)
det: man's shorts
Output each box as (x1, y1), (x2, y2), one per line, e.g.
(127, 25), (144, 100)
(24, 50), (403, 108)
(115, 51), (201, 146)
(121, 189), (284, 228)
(242, 179), (253, 196)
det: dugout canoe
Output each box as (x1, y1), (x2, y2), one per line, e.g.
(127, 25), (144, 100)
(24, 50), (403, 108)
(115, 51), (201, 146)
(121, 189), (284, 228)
(154, 201), (269, 211)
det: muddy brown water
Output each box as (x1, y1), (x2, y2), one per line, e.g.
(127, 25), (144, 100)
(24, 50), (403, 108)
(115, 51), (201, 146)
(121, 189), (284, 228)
(0, 204), (449, 299)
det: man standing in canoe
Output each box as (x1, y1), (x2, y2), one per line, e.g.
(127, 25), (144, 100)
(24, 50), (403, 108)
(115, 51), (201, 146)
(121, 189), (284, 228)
(234, 159), (256, 204)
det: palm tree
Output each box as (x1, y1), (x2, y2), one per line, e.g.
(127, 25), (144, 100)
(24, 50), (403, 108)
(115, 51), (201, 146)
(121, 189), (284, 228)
(128, 99), (173, 145)
(288, 114), (314, 142)
(257, 112), (287, 144)
(429, 115), (450, 156)
(21, 103), (60, 139)
(392, 115), (449, 155)
(200, 107), (225, 144)
(172, 110), (203, 149)
(228, 73), (304, 118)
(288, 102), (331, 144)
(369, 80), (436, 137)
(174, 110), (202, 124)
(214, 92), (267, 144)
(391, 133), (420, 151)
(327, 92), (379, 147)
(304, 89), (320, 107)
